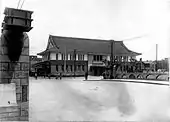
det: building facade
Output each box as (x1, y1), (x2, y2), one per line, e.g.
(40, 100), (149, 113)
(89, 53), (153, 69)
(35, 35), (141, 76)
(29, 55), (42, 76)
(156, 58), (169, 72)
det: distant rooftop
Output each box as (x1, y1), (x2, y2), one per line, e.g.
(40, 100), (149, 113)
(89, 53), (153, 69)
(38, 35), (141, 56)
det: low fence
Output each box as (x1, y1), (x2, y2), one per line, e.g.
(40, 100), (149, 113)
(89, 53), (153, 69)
(115, 72), (169, 81)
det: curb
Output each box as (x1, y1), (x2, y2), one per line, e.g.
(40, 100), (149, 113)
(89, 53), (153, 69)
(85, 79), (169, 86)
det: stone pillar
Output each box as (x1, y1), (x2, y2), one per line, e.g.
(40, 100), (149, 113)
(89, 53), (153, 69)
(0, 8), (33, 121)
(0, 33), (30, 121)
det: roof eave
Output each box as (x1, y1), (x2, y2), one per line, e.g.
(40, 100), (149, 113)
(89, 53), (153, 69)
(37, 50), (49, 55)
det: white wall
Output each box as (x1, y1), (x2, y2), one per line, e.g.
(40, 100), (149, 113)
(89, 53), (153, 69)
(58, 53), (62, 60)
(107, 55), (110, 61)
(84, 54), (88, 61)
(50, 53), (56, 60)
(76, 54), (78, 60)
(88, 54), (93, 64)
(68, 54), (70, 60)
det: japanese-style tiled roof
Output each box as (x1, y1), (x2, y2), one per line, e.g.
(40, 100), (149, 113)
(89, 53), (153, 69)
(38, 35), (141, 56)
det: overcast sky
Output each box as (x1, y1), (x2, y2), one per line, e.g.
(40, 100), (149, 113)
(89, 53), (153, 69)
(0, 0), (170, 61)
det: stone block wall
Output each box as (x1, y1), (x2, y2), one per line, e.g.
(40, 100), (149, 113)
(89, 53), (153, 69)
(0, 106), (20, 121)
(0, 33), (29, 121)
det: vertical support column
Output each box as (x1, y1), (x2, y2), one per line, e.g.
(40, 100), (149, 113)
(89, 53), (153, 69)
(0, 33), (29, 121)
(155, 44), (158, 72)
(73, 49), (76, 77)
(0, 34), (12, 83)
(0, 7), (33, 121)
(17, 33), (29, 121)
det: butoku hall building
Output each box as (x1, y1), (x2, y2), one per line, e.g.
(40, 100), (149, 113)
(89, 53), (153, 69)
(35, 35), (141, 76)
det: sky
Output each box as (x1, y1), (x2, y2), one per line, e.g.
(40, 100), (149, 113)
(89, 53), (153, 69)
(0, 0), (170, 61)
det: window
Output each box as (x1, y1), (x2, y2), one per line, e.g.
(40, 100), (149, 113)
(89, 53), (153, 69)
(65, 54), (68, 60)
(77, 54), (79, 60)
(62, 54), (65, 60)
(61, 54), (68, 60)
(70, 54), (76, 60)
(56, 65), (58, 71)
(78, 54), (84, 60)
(75, 54), (77, 60)
(97, 55), (99, 61)
(93, 55), (103, 61)
(99, 55), (102, 61)
(78, 54), (81, 60)
(94, 55), (97, 61)
(82, 55), (84, 60)
(70, 54), (73, 60)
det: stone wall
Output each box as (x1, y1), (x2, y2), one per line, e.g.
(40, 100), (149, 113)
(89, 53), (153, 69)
(0, 33), (29, 121)
(0, 106), (20, 121)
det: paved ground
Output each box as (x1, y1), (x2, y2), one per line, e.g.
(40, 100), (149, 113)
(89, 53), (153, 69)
(29, 76), (170, 121)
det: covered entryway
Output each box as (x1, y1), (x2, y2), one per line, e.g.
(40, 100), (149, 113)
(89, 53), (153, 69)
(90, 66), (105, 76)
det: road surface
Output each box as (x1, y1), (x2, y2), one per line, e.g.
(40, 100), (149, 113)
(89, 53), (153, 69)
(29, 76), (170, 121)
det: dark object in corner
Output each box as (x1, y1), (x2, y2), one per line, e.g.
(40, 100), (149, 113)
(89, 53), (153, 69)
(3, 29), (24, 62)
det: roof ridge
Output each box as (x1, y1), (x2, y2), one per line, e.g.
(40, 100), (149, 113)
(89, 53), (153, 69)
(37, 35), (141, 56)
(50, 35), (121, 43)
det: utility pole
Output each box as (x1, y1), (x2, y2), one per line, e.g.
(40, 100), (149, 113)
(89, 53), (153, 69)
(155, 44), (158, 72)
(110, 40), (114, 79)
(73, 49), (76, 78)
(64, 46), (67, 73)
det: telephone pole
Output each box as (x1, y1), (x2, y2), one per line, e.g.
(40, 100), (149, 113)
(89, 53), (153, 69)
(155, 44), (158, 72)
(110, 40), (115, 79)
(64, 46), (67, 73)
(73, 49), (76, 78)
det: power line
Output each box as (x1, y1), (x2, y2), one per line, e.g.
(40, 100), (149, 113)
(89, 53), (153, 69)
(121, 34), (148, 42)
(20, 0), (26, 9)
(17, 0), (21, 9)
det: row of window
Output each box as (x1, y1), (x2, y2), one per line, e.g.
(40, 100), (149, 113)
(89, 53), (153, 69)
(56, 65), (85, 72)
(47, 53), (132, 62)
(93, 55), (130, 62)
(93, 55), (103, 61)
(56, 54), (85, 60)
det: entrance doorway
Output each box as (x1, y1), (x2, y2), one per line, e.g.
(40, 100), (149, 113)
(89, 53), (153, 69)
(90, 66), (105, 76)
